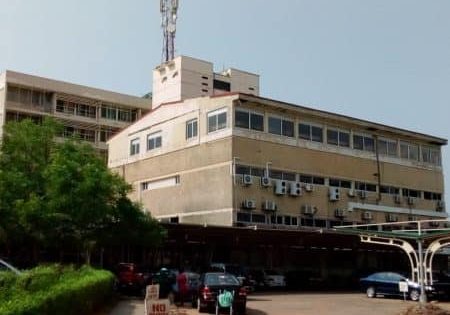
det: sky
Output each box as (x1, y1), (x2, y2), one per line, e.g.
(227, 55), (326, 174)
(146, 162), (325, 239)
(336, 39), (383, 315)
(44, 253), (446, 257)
(0, 0), (449, 202)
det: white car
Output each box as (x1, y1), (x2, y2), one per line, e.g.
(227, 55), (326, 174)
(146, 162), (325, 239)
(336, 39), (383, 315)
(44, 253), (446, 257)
(263, 270), (286, 288)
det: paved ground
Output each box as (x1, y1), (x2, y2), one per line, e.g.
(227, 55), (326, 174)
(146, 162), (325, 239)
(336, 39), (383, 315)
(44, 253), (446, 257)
(106, 292), (450, 315)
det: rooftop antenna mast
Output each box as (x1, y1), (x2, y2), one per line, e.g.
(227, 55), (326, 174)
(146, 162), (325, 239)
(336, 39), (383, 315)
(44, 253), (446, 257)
(160, 0), (179, 62)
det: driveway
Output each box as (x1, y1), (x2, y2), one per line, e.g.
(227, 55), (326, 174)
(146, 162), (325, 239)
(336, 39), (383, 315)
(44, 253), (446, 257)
(107, 292), (450, 315)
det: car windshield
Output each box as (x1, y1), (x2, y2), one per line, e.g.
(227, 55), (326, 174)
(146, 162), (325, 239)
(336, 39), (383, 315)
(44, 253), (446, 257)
(205, 274), (240, 286)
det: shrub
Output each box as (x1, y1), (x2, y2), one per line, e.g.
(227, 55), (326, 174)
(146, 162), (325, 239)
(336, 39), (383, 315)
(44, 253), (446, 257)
(0, 265), (114, 315)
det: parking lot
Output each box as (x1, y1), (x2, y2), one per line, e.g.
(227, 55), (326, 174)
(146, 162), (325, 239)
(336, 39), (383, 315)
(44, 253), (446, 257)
(107, 292), (450, 315)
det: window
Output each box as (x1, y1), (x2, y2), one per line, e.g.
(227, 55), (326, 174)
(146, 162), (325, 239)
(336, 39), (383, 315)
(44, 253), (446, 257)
(292, 217), (298, 226)
(400, 142), (419, 161)
(421, 146), (441, 166)
(235, 109), (264, 131)
(208, 109), (227, 133)
(300, 175), (325, 185)
(380, 185), (400, 195)
(377, 138), (398, 157)
(424, 191), (442, 200)
(353, 134), (374, 152)
(130, 138), (140, 156)
(237, 212), (251, 222)
(235, 165), (264, 177)
(402, 188), (420, 198)
(252, 214), (266, 224)
(329, 178), (352, 189)
(186, 119), (198, 139)
(299, 123), (323, 142)
(355, 182), (377, 192)
(99, 128), (117, 142)
(269, 117), (294, 137)
(101, 105), (117, 120)
(284, 216), (292, 226)
(147, 133), (162, 151)
(213, 79), (231, 92)
(327, 129), (350, 147)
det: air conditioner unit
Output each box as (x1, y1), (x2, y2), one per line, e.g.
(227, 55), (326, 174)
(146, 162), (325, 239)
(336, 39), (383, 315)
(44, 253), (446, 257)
(261, 176), (271, 187)
(274, 180), (287, 195)
(407, 197), (416, 205)
(304, 183), (314, 192)
(242, 174), (253, 185)
(289, 182), (302, 197)
(301, 204), (315, 216)
(386, 214), (398, 222)
(348, 189), (355, 198)
(437, 200), (446, 211)
(329, 187), (340, 201)
(362, 211), (373, 220)
(394, 195), (402, 204)
(359, 190), (368, 199)
(242, 199), (256, 209)
(334, 208), (346, 218)
(262, 200), (277, 212)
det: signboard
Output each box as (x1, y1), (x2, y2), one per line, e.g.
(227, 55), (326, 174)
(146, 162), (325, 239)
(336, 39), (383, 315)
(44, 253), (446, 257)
(398, 281), (408, 293)
(146, 284), (160, 300)
(146, 300), (169, 315)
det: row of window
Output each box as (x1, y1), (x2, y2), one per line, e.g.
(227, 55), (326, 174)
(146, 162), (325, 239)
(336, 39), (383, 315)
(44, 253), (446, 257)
(236, 212), (355, 228)
(101, 104), (138, 123)
(235, 108), (442, 166)
(56, 100), (96, 119)
(235, 164), (442, 200)
(62, 126), (118, 143)
(7, 85), (53, 108)
(130, 132), (163, 155)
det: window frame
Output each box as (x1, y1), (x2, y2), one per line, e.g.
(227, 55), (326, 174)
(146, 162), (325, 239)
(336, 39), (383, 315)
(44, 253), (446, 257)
(207, 108), (228, 133)
(186, 118), (198, 140)
(235, 108), (264, 132)
(327, 128), (350, 147)
(298, 122), (323, 143)
(147, 132), (162, 151)
(268, 115), (294, 137)
(129, 138), (140, 156)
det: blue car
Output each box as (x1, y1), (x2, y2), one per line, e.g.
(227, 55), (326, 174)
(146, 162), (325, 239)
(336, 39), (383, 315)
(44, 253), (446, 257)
(360, 272), (434, 301)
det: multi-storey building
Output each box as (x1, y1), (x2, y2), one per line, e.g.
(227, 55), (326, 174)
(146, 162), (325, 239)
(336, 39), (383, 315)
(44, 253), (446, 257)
(0, 70), (152, 158)
(108, 57), (447, 229)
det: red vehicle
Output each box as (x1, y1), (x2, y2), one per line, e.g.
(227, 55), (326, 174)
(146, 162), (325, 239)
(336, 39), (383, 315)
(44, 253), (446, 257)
(115, 263), (150, 294)
(192, 272), (247, 314)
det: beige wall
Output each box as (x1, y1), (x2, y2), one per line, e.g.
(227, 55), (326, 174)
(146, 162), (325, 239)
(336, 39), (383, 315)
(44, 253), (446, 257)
(113, 138), (234, 225)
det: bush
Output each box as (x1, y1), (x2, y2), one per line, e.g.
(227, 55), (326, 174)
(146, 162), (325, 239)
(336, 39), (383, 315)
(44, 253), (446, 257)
(0, 265), (114, 315)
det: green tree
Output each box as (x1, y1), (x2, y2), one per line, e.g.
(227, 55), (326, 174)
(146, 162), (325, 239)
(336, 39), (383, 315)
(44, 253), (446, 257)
(0, 118), (61, 257)
(0, 118), (164, 264)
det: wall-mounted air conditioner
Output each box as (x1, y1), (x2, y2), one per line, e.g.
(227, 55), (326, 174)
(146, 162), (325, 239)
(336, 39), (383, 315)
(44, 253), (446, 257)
(348, 189), (355, 198)
(386, 214), (398, 222)
(362, 211), (373, 220)
(407, 197), (416, 205)
(301, 204), (315, 216)
(274, 180), (287, 195)
(359, 190), (368, 199)
(329, 187), (340, 201)
(437, 200), (446, 211)
(334, 208), (346, 218)
(262, 200), (277, 212)
(394, 195), (402, 204)
(304, 183), (314, 192)
(242, 199), (256, 209)
(289, 182), (302, 197)
(243, 174), (253, 185)
(261, 176), (271, 187)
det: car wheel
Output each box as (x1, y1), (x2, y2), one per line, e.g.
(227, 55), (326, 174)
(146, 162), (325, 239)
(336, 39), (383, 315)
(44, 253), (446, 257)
(409, 289), (420, 301)
(366, 286), (376, 298)
(197, 297), (207, 313)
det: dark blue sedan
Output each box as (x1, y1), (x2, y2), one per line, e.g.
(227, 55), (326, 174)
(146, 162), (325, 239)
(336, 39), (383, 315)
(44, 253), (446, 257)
(360, 272), (434, 301)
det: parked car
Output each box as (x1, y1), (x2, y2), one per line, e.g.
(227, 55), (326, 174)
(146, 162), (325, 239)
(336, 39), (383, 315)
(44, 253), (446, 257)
(192, 272), (247, 314)
(263, 269), (286, 288)
(360, 271), (434, 301)
(431, 271), (450, 299)
(115, 262), (151, 295)
(0, 259), (21, 275)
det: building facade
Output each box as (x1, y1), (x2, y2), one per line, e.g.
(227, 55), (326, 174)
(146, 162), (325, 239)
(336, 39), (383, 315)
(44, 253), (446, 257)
(108, 91), (447, 229)
(0, 70), (152, 158)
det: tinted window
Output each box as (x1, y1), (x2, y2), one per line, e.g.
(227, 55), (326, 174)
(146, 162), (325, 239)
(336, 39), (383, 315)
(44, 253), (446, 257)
(205, 274), (240, 286)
